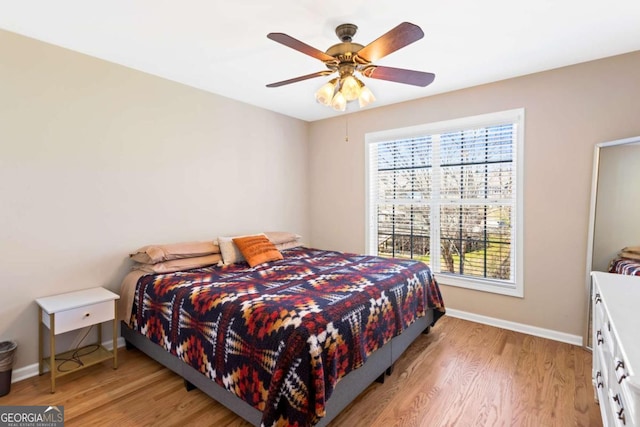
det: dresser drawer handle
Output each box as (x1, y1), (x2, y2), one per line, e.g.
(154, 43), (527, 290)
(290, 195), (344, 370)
(84, 312), (91, 318)
(612, 393), (626, 425)
(614, 359), (628, 383)
(594, 293), (602, 304)
(618, 408), (626, 425)
(596, 330), (604, 345)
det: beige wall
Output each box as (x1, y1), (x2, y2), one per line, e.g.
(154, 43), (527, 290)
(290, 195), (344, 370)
(308, 51), (640, 338)
(0, 30), (309, 371)
(2, 25), (639, 373)
(593, 142), (640, 272)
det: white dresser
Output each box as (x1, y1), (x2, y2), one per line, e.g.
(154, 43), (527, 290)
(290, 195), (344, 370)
(592, 272), (640, 427)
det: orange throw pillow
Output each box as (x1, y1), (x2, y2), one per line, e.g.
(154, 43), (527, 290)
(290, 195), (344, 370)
(233, 235), (283, 267)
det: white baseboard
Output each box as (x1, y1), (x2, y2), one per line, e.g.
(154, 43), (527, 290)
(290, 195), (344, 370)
(10, 337), (126, 384)
(11, 312), (583, 383)
(445, 308), (584, 347)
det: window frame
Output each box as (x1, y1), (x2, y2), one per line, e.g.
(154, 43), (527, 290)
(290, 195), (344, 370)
(365, 109), (525, 297)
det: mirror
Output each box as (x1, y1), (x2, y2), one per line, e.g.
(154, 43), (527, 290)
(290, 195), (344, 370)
(585, 135), (640, 349)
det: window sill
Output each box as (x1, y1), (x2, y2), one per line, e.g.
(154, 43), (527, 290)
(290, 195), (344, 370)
(435, 272), (523, 298)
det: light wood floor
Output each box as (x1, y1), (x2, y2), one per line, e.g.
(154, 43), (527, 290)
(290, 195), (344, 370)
(1, 316), (602, 427)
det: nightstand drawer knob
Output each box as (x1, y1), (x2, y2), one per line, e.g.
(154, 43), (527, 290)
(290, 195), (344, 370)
(84, 313), (91, 318)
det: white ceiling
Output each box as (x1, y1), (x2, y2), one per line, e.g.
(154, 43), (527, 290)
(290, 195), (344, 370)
(1, 1), (639, 122)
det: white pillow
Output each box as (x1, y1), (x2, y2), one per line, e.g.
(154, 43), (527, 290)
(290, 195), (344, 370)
(264, 231), (302, 245)
(218, 234), (265, 265)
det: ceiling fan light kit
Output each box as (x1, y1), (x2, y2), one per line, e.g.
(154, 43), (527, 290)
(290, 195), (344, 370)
(331, 90), (347, 112)
(315, 78), (338, 106)
(358, 85), (375, 108)
(267, 22), (435, 113)
(315, 74), (374, 112)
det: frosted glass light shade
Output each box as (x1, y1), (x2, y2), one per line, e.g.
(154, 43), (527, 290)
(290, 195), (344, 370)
(314, 76), (375, 111)
(358, 86), (376, 108)
(340, 75), (361, 101)
(315, 81), (336, 106)
(331, 91), (347, 111)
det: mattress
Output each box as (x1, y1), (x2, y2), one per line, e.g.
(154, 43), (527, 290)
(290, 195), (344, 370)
(121, 247), (445, 426)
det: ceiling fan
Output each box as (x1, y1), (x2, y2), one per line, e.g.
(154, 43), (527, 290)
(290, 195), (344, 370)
(266, 22), (435, 111)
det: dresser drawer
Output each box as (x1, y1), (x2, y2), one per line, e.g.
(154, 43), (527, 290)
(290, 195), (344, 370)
(617, 357), (640, 426)
(42, 300), (114, 334)
(608, 385), (629, 427)
(591, 272), (640, 427)
(623, 381), (640, 426)
(594, 293), (617, 356)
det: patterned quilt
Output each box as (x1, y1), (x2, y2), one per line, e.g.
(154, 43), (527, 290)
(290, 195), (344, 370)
(609, 258), (640, 276)
(130, 247), (445, 426)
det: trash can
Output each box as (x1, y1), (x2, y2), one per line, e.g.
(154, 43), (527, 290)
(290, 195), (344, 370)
(0, 340), (17, 397)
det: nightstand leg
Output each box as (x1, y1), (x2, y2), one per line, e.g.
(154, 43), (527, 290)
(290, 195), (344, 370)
(113, 301), (118, 369)
(49, 313), (56, 393)
(38, 309), (43, 375)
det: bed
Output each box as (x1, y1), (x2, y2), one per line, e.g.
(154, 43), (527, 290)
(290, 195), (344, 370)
(119, 246), (445, 426)
(608, 246), (640, 276)
(608, 258), (640, 276)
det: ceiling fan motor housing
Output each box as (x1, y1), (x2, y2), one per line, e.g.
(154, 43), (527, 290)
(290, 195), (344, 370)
(335, 23), (358, 42)
(326, 43), (365, 64)
(325, 23), (368, 73)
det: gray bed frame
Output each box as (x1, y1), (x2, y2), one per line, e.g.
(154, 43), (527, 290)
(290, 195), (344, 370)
(121, 309), (434, 426)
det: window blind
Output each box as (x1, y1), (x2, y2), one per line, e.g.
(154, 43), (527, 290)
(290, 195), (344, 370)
(367, 110), (522, 294)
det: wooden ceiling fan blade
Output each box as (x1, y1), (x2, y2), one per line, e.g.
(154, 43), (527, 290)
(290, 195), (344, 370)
(362, 66), (435, 87)
(266, 71), (334, 88)
(267, 33), (336, 62)
(355, 22), (424, 63)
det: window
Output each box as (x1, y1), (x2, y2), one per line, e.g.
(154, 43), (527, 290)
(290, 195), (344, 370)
(366, 109), (524, 297)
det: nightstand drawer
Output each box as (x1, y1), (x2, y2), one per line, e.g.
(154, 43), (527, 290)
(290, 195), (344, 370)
(42, 300), (114, 334)
(36, 287), (120, 393)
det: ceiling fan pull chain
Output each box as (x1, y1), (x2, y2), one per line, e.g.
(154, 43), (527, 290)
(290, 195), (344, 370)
(345, 116), (349, 143)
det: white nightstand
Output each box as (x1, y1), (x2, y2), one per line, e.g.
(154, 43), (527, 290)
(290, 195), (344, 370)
(36, 287), (120, 392)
